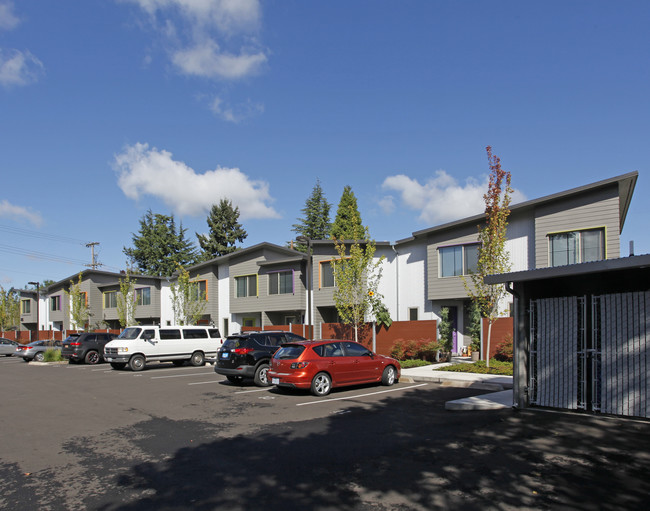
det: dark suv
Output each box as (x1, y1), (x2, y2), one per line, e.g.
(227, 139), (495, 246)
(215, 331), (306, 386)
(62, 332), (117, 365)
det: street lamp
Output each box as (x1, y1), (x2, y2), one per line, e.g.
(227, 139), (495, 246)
(28, 281), (40, 340)
(296, 236), (312, 338)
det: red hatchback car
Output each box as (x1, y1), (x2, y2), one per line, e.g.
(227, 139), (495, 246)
(268, 339), (401, 396)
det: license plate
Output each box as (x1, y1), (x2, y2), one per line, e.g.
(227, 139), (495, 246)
(272, 378), (279, 385)
(221, 353), (229, 359)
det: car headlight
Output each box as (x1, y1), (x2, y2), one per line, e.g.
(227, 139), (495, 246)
(117, 347), (129, 353)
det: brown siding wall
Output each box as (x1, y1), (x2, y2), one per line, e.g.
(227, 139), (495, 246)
(321, 320), (438, 356)
(482, 317), (513, 360)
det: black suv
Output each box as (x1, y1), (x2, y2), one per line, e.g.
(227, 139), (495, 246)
(215, 331), (306, 386)
(61, 332), (117, 365)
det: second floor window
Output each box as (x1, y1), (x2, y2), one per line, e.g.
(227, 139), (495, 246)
(439, 243), (479, 277)
(236, 275), (257, 298)
(50, 295), (61, 311)
(104, 291), (117, 308)
(549, 228), (605, 267)
(136, 287), (151, 306)
(269, 271), (293, 295)
(320, 261), (335, 288)
(21, 300), (31, 314)
(189, 281), (207, 301)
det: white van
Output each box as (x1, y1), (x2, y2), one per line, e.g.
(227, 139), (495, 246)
(104, 325), (222, 371)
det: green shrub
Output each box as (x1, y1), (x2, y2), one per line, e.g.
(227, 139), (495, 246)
(399, 359), (432, 369)
(43, 349), (63, 362)
(494, 335), (513, 362)
(437, 359), (513, 375)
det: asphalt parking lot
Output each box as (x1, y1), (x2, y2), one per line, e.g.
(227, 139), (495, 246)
(1, 355), (650, 510)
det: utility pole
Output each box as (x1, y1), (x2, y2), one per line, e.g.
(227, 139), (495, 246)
(85, 242), (102, 270)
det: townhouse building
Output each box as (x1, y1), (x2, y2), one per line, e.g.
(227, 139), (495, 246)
(19, 171), (638, 355)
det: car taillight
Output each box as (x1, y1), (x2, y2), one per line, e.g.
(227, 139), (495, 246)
(233, 347), (254, 354)
(70, 342), (81, 346)
(290, 362), (309, 369)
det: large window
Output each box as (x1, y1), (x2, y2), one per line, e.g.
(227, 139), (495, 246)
(21, 300), (31, 314)
(439, 243), (480, 277)
(320, 261), (335, 288)
(188, 281), (207, 301)
(549, 228), (605, 267)
(136, 287), (151, 306)
(269, 271), (293, 295)
(104, 291), (117, 308)
(236, 275), (258, 298)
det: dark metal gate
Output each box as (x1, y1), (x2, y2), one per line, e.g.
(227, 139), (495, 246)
(529, 292), (649, 418)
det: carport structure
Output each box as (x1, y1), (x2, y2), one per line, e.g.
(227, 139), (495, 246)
(486, 254), (650, 419)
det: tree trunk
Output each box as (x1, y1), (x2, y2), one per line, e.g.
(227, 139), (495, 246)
(486, 319), (493, 368)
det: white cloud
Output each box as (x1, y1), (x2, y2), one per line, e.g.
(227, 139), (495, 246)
(172, 38), (266, 79)
(114, 143), (280, 219)
(122, 0), (266, 80)
(378, 195), (395, 215)
(209, 95), (264, 123)
(0, 1), (19, 30)
(382, 170), (526, 225)
(0, 199), (43, 226)
(0, 49), (44, 86)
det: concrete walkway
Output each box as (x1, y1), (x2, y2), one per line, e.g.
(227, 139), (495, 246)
(399, 359), (514, 411)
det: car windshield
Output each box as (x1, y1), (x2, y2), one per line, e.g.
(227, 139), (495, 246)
(274, 345), (305, 360)
(222, 337), (246, 349)
(118, 328), (142, 340)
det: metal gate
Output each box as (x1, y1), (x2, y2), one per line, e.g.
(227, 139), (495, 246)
(529, 292), (649, 418)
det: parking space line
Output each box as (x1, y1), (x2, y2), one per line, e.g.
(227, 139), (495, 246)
(235, 388), (271, 394)
(296, 383), (428, 406)
(150, 372), (216, 380)
(188, 379), (226, 386)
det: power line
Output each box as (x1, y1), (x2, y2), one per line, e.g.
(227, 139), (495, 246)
(0, 224), (90, 245)
(0, 243), (90, 266)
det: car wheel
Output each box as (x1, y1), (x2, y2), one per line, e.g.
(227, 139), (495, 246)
(311, 372), (332, 397)
(190, 351), (205, 367)
(84, 350), (100, 365)
(381, 365), (397, 386)
(254, 363), (271, 387)
(110, 362), (126, 370)
(34, 352), (45, 362)
(172, 360), (185, 367)
(129, 354), (145, 371)
(226, 375), (244, 384)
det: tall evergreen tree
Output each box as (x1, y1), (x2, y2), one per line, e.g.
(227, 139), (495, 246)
(331, 185), (364, 240)
(292, 179), (331, 251)
(123, 209), (197, 277)
(196, 199), (247, 260)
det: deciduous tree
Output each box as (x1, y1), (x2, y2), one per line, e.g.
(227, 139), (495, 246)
(117, 270), (138, 328)
(463, 146), (513, 367)
(65, 273), (91, 331)
(170, 265), (207, 325)
(196, 199), (247, 260)
(332, 217), (386, 343)
(0, 286), (19, 331)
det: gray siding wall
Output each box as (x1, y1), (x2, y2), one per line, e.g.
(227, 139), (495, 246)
(534, 186), (620, 268)
(426, 223), (481, 301)
(312, 245), (338, 308)
(229, 248), (305, 316)
(188, 265), (219, 322)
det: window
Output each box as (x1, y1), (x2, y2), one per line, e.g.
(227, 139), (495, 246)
(135, 287), (151, 306)
(159, 329), (181, 340)
(81, 292), (88, 306)
(243, 317), (256, 327)
(189, 280), (207, 301)
(269, 271), (293, 295)
(320, 261), (335, 288)
(236, 275), (257, 298)
(314, 342), (343, 357)
(104, 291), (117, 308)
(183, 329), (208, 339)
(409, 307), (418, 321)
(21, 300), (31, 314)
(50, 295), (61, 311)
(342, 342), (371, 357)
(439, 244), (480, 277)
(549, 228), (605, 267)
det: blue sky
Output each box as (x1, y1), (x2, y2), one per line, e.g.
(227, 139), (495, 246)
(1, 0), (649, 288)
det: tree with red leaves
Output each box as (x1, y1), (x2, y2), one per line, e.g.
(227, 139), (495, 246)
(463, 146), (513, 368)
